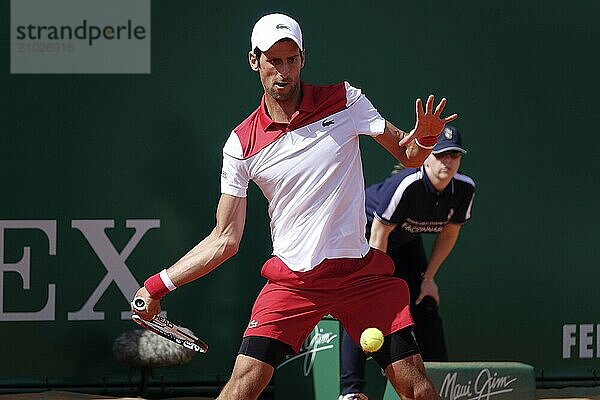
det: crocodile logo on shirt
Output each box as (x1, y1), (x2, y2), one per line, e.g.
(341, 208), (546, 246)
(322, 118), (335, 127)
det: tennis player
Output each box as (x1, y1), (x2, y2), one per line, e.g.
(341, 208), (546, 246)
(132, 13), (456, 400)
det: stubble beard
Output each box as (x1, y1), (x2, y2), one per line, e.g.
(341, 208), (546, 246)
(267, 80), (300, 102)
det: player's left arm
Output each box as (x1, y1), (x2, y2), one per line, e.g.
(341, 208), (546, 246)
(374, 121), (429, 168)
(375, 95), (458, 168)
(416, 222), (462, 305)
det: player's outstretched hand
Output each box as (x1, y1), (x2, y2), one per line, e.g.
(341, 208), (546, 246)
(131, 286), (161, 320)
(399, 95), (458, 147)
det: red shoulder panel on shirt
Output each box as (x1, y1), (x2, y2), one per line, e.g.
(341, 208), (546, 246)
(233, 82), (349, 159)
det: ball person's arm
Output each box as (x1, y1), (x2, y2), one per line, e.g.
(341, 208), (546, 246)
(375, 95), (458, 167)
(132, 194), (247, 320)
(417, 222), (461, 305)
(368, 218), (397, 253)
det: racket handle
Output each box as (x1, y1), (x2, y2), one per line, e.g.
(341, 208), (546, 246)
(132, 296), (147, 312)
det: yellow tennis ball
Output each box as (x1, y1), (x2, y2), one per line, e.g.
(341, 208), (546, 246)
(360, 327), (384, 352)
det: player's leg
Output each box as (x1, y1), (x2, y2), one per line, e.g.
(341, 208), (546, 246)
(217, 336), (293, 400)
(339, 328), (368, 397)
(370, 328), (439, 400)
(219, 256), (331, 399)
(384, 354), (439, 400)
(216, 354), (273, 400)
(334, 249), (438, 399)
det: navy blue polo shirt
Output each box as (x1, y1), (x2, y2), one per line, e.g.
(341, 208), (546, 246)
(365, 166), (476, 248)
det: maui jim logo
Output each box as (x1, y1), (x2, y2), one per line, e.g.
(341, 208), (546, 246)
(277, 326), (337, 376)
(439, 369), (517, 400)
(276, 24), (291, 30)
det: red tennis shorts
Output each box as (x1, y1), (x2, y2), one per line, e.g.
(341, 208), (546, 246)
(243, 248), (413, 353)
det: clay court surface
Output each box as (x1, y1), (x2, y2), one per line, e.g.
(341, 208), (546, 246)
(2, 388), (600, 400)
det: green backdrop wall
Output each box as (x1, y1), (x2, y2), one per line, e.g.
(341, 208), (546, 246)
(1, 0), (599, 389)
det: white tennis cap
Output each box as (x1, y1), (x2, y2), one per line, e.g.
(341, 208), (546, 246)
(251, 13), (303, 52)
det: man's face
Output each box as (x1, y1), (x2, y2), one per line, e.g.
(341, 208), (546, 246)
(249, 39), (304, 102)
(425, 151), (463, 181)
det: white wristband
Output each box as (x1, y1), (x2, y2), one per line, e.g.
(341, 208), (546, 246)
(159, 269), (177, 291)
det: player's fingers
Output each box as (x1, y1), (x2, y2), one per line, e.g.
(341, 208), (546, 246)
(131, 301), (142, 315)
(415, 294), (423, 305)
(415, 98), (424, 119)
(135, 308), (157, 321)
(434, 97), (447, 116)
(131, 296), (161, 320)
(425, 94), (434, 114)
(443, 113), (459, 123)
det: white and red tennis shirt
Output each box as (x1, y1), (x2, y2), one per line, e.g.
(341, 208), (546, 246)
(221, 81), (385, 271)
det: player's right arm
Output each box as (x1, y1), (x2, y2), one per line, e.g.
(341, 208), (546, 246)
(368, 218), (397, 253)
(132, 193), (246, 320)
(166, 193), (246, 285)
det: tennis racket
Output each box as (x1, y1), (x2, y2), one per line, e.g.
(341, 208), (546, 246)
(131, 297), (208, 353)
